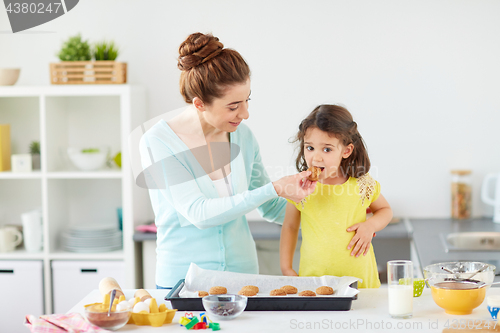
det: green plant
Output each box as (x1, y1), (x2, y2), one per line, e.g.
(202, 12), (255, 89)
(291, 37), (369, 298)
(29, 141), (40, 155)
(93, 41), (119, 61)
(57, 34), (91, 61)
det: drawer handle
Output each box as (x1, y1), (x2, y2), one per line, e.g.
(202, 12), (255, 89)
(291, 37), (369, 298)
(81, 269), (98, 273)
(0, 269), (14, 274)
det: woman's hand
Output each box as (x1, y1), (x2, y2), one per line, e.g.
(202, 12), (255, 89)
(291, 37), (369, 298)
(273, 170), (317, 203)
(346, 222), (376, 257)
(281, 267), (299, 276)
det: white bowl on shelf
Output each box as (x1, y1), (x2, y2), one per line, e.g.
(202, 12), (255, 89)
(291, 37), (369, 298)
(0, 68), (21, 85)
(67, 147), (109, 171)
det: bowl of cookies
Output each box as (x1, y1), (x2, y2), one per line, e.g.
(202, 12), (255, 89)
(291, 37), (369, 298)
(202, 294), (247, 321)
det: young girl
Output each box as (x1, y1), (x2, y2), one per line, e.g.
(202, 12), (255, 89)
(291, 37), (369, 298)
(280, 104), (393, 288)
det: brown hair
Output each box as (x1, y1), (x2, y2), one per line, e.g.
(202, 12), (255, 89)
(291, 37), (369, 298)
(177, 32), (250, 104)
(293, 104), (371, 178)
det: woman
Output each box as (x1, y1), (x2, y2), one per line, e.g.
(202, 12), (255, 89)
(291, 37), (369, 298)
(139, 32), (316, 288)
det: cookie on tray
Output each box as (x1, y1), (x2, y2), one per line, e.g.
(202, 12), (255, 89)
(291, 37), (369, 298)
(281, 285), (298, 294)
(316, 286), (334, 295)
(298, 290), (316, 296)
(241, 285), (259, 294)
(270, 289), (287, 296)
(238, 289), (257, 296)
(198, 291), (209, 297)
(209, 286), (227, 295)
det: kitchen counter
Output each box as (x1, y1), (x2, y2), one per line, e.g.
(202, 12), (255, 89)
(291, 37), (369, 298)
(411, 218), (500, 276)
(69, 288), (500, 333)
(133, 218), (412, 241)
(248, 219), (412, 240)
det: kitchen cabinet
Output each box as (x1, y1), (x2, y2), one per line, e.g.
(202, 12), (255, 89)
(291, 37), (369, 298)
(372, 219), (414, 281)
(0, 260), (43, 332)
(51, 260), (125, 314)
(132, 237), (299, 289)
(0, 85), (151, 314)
(255, 239), (301, 275)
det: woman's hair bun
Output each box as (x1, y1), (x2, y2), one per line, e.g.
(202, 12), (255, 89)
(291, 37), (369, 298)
(178, 33), (224, 71)
(177, 32), (249, 104)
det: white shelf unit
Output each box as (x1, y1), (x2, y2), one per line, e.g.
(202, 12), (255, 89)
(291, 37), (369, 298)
(0, 85), (151, 314)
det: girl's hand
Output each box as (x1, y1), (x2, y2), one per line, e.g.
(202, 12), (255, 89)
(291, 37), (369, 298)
(273, 170), (317, 203)
(346, 222), (376, 257)
(282, 268), (299, 276)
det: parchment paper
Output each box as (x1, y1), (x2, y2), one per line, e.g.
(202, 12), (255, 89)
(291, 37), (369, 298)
(179, 263), (360, 298)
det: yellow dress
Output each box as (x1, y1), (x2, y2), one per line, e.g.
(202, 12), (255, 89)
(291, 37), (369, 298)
(289, 173), (381, 288)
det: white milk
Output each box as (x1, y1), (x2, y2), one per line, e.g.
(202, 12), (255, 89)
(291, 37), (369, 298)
(388, 285), (413, 317)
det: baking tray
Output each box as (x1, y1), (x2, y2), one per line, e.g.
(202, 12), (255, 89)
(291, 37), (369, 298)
(165, 279), (357, 311)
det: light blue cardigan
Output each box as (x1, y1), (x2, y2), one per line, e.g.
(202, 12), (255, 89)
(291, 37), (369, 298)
(139, 120), (286, 287)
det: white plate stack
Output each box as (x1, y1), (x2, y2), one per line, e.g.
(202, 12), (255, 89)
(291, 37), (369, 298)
(61, 225), (122, 253)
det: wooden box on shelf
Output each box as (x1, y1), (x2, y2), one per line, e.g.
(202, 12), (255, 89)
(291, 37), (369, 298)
(49, 61), (127, 85)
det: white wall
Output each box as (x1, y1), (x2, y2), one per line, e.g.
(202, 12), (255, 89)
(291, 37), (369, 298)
(1, 0), (499, 218)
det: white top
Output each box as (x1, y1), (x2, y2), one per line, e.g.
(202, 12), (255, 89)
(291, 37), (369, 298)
(212, 173), (233, 197)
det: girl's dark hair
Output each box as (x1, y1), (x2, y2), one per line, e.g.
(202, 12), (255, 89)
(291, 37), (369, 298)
(293, 104), (370, 178)
(178, 32), (250, 104)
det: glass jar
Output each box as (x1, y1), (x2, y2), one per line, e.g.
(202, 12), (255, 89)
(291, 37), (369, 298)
(451, 170), (472, 220)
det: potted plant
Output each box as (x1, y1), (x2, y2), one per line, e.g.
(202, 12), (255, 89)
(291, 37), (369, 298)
(29, 141), (40, 170)
(93, 41), (119, 61)
(50, 34), (127, 85)
(57, 34), (91, 61)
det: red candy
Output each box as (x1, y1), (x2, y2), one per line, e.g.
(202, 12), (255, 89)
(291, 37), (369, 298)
(193, 322), (207, 330)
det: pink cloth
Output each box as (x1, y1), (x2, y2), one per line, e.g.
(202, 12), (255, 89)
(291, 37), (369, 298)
(25, 313), (110, 333)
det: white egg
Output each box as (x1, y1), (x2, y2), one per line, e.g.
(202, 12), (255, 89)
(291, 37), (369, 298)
(144, 298), (152, 306)
(116, 301), (130, 311)
(128, 298), (136, 307)
(133, 302), (150, 313)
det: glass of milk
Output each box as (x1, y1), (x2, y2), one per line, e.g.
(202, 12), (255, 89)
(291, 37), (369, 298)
(387, 260), (413, 319)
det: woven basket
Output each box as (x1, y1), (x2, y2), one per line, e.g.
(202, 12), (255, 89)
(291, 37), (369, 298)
(50, 61), (127, 84)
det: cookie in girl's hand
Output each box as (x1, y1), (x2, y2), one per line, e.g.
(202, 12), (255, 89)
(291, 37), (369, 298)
(307, 166), (322, 181)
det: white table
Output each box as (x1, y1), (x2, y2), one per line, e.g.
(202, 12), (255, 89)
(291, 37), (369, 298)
(69, 287), (500, 333)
